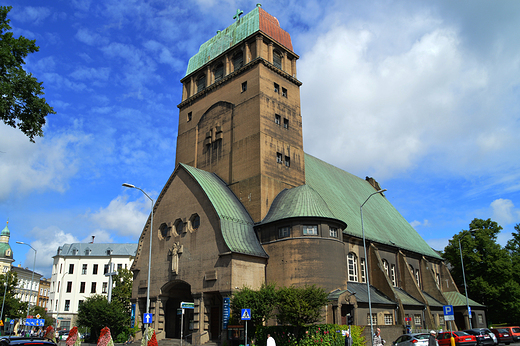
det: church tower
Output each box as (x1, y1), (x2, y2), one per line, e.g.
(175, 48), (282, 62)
(176, 5), (305, 222)
(0, 221), (14, 274)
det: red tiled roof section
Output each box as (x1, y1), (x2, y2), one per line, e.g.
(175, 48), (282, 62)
(258, 8), (294, 52)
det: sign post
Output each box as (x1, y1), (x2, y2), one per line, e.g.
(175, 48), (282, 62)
(241, 309), (251, 346)
(443, 305), (454, 331)
(180, 302), (194, 346)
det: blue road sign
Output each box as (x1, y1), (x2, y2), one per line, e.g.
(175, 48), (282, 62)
(443, 305), (454, 321)
(9, 320), (14, 325)
(144, 313), (153, 324)
(468, 306), (472, 318)
(241, 308), (251, 321)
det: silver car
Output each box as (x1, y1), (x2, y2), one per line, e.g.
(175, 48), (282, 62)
(393, 333), (431, 346)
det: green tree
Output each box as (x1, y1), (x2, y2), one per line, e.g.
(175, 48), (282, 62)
(0, 271), (26, 320)
(0, 6), (55, 142)
(111, 268), (133, 315)
(505, 223), (520, 282)
(442, 218), (520, 324)
(276, 285), (329, 328)
(231, 283), (277, 332)
(76, 295), (130, 342)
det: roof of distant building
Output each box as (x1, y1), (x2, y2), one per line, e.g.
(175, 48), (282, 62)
(185, 5), (294, 77)
(443, 290), (485, 307)
(55, 243), (137, 257)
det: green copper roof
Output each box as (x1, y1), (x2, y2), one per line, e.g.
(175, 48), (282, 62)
(395, 287), (424, 306)
(1, 222), (9, 237)
(347, 282), (396, 305)
(304, 153), (442, 260)
(181, 164), (268, 258)
(443, 291), (485, 307)
(260, 185), (344, 225)
(423, 291), (444, 307)
(0, 243), (13, 259)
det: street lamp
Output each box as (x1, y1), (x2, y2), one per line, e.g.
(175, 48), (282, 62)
(459, 230), (476, 329)
(16, 242), (37, 327)
(360, 189), (387, 346)
(122, 183), (154, 338)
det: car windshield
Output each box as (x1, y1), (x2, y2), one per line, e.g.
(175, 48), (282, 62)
(512, 328), (520, 333)
(415, 335), (430, 340)
(454, 332), (469, 336)
(498, 329), (508, 333)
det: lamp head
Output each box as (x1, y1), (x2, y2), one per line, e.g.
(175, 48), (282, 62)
(122, 183), (135, 189)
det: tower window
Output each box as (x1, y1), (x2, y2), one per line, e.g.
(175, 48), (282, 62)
(275, 114), (281, 125)
(277, 152), (283, 164)
(187, 112), (192, 122)
(241, 81), (247, 92)
(278, 226), (291, 238)
(283, 118), (289, 129)
(273, 51), (282, 69)
(282, 87), (287, 97)
(330, 227), (338, 237)
(233, 52), (243, 71)
(285, 155), (290, 167)
(303, 225), (318, 235)
(214, 62), (224, 81)
(196, 74), (206, 93)
(274, 83), (279, 93)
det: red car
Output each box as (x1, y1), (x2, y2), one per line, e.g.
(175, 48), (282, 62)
(490, 328), (513, 345)
(437, 331), (477, 346)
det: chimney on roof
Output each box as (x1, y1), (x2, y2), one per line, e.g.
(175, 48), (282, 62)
(365, 177), (382, 191)
(90, 236), (95, 243)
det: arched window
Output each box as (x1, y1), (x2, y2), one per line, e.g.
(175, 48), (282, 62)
(159, 223), (170, 239)
(273, 50), (282, 69)
(214, 63), (224, 81)
(233, 51), (243, 71)
(348, 253), (358, 282)
(189, 214), (200, 232)
(196, 74), (206, 93)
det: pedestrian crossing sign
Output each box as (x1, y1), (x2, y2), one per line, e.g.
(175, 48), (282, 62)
(241, 308), (251, 320)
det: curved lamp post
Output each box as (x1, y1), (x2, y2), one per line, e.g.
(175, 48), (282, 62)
(459, 230), (477, 329)
(122, 183), (154, 340)
(16, 241), (37, 327)
(360, 189), (387, 346)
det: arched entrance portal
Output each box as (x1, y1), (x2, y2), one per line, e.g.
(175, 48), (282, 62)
(162, 281), (193, 339)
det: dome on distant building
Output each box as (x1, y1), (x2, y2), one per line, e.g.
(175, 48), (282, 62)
(0, 221), (14, 263)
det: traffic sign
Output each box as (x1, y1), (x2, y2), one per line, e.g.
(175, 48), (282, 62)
(0, 320), (3, 327)
(468, 306), (472, 318)
(10, 320), (14, 325)
(443, 305), (454, 321)
(241, 308), (251, 321)
(181, 302), (194, 309)
(144, 313), (153, 324)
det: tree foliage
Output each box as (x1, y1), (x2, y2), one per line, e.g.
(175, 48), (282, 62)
(231, 283), (277, 331)
(0, 271), (26, 320)
(0, 6), (55, 142)
(30, 305), (55, 327)
(111, 268), (133, 315)
(76, 295), (130, 342)
(442, 218), (520, 324)
(276, 285), (329, 328)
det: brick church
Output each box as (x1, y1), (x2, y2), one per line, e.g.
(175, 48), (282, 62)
(130, 5), (485, 344)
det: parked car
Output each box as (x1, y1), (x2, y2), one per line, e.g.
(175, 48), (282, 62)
(464, 329), (495, 346)
(437, 331), (477, 346)
(393, 333), (431, 346)
(490, 329), (513, 345)
(482, 328), (498, 346)
(501, 327), (520, 342)
(57, 330), (69, 341)
(0, 337), (57, 346)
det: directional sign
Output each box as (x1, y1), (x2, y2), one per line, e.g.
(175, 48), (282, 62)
(468, 306), (472, 318)
(241, 308), (251, 321)
(181, 302), (194, 309)
(443, 305), (454, 321)
(143, 313), (153, 324)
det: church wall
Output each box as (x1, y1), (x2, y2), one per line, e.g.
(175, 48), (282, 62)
(230, 253), (266, 290)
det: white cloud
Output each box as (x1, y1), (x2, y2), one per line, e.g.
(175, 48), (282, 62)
(11, 6), (52, 24)
(491, 199), (520, 227)
(427, 238), (449, 252)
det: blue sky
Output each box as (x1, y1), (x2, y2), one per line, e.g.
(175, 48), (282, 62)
(2, 0), (520, 278)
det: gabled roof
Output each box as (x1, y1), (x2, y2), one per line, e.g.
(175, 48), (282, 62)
(395, 287), (424, 306)
(181, 164), (268, 258)
(422, 291), (444, 307)
(347, 282), (396, 305)
(185, 5), (293, 76)
(55, 243), (137, 257)
(260, 185), (345, 227)
(304, 153), (442, 260)
(443, 291), (485, 307)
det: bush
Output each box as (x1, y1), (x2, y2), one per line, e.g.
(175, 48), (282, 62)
(256, 324), (365, 346)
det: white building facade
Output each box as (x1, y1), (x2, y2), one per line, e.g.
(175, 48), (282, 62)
(12, 265), (43, 309)
(49, 243), (137, 330)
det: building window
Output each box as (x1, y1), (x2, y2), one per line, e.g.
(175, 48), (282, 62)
(64, 300), (70, 312)
(391, 264), (397, 287)
(106, 249), (112, 255)
(384, 314), (393, 325)
(415, 269), (420, 286)
(187, 111), (192, 122)
(436, 273), (440, 287)
(85, 248), (91, 255)
(348, 253), (358, 281)
(93, 264), (98, 275)
(214, 63), (224, 81)
(273, 50), (282, 69)
(278, 226), (291, 238)
(117, 264), (122, 270)
(283, 118), (289, 129)
(303, 225), (318, 235)
(382, 259), (389, 276)
(275, 114), (281, 125)
(196, 74), (206, 93)
(285, 155), (290, 167)
(367, 313), (377, 325)
(91, 282), (96, 294)
(241, 81), (247, 92)
(414, 314), (421, 325)
(102, 282), (108, 294)
(174, 219), (185, 234)
(330, 227), (338, 237)
(277, 152), (283, 164)
(233, 51), (243, 71)
(69, 264), (74, 274)
(104, 264), (109, 275)
(159, 223), (170, 239)
(66, 282), (72, 293)
(190, 214), (200, 230)
(80, 282), (85, 294)
(282, 87), (287, 97)
(439, 315), (444, 325)
(82, 264), (87, 275)
(274, 83), (279, 93)
(360, 258), (366, 283)
(478, 314), (483, 324)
